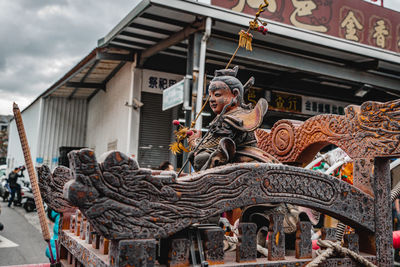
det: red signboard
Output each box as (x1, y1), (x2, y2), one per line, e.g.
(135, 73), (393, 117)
(211, 0), (400, 53)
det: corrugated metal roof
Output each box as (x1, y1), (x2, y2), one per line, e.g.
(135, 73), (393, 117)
(42, 47), (132, 100)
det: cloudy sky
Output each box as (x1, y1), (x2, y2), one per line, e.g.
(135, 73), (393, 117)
(0, 0), (399, 115)
(0, 0), (140, 115)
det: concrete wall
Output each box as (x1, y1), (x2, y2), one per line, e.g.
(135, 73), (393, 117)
(86, 62), (135, 157)
(7, 100), (41, 172)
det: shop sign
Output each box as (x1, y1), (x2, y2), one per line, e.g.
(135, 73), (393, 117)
(245, 88), (351, 115)
(142, 69), (183, 94)
(211, 0), (400, 53)
(162, 79), (184, 111)
(302, 96), (350, 115)
(269, 91), (302, 113)
(246, 87), (266, 106)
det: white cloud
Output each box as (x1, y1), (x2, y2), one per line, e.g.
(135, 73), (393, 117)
(0, 0), (140, 115)
(0, 91), (32, 115)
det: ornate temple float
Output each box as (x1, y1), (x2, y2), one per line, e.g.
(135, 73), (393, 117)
(36, 97), (400, 267)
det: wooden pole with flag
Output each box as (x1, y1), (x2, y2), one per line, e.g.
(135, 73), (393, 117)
(12, 103), (55, 263)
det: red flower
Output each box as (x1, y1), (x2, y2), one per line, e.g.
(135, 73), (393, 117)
(172, 120), (180, 126)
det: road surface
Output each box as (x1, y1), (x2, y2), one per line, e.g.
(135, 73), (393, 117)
(0, 202), (50, 266)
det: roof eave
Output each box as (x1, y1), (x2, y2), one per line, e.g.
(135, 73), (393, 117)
(97, 0), (151, 47)
(102, 0), (400, 64)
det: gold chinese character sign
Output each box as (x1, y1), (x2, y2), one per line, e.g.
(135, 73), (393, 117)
(212, 0), (400, 53)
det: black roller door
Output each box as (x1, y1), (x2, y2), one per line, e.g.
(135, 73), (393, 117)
(138, 92), (172, 169)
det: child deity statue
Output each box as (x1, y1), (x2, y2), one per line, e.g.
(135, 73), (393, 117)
(188, 66), (279, 171)
(187, 66), (318, 240)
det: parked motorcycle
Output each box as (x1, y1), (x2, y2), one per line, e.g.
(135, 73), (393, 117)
(21, 183), (36, 212)
(0, 176), (8, 202)
(0, 165), (6, 202)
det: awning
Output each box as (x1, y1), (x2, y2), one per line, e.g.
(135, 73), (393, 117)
(99, 0), (400, 65)
(41, 0), (400, 102)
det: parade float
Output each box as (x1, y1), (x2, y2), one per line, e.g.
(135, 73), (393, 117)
(12, 1), (400, 266)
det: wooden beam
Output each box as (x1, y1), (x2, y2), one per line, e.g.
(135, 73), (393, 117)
(140, 13), (188, 28)
(113, 38), (151, 48)
(68, 60), (99, 99)
(347, 59), (379, 70)
(128, 22), (173, 36)
(96, 52), (134, 62)
(119, 31), (161, 43)
(139, 20), (204, 66)
(66, 82), (105, 90)
(119, 31), (187, 49)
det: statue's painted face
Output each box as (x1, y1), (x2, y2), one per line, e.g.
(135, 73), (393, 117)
(209, 81), (238, 114)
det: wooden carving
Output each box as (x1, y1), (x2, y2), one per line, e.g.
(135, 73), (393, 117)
(236, 223), (257, 262)
(64, 149), (374, 240)
(37, 164), (76, 213)
(295, 221), (312, 259)
(267, 214), (285, 261)
(168, 238), (191, 267)
(257, 99), (400, 164)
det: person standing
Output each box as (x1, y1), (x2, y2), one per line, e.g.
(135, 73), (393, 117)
(7, 167), (24, 207)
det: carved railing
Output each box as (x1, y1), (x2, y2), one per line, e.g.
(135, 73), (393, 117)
(38, 99), (399, 267)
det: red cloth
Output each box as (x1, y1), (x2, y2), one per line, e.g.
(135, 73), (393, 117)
(394, 230), (400, 249)
(312, 239), (320, 250)
(3, 264), (50, 267)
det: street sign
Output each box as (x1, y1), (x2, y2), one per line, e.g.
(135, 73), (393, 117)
(162, 79), (184, 111)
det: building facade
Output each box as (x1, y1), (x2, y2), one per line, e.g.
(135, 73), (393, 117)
(0, 115), (12, 166)
(7, 0), (400, 172)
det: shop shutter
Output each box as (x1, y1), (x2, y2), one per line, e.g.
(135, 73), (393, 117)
(138, 92), (172, 169)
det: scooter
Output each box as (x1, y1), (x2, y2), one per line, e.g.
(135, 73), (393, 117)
(21, 183), (36, 212)
(0, 177), (9, 202)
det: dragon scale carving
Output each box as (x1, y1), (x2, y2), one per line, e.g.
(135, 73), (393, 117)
(257, 99), (400, 163)
(37, 165), (75, 213)
(64, 149), (374, 240)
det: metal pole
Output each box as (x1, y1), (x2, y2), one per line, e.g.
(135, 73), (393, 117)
(195, 17), (212, 131)
(181, 35), (194, 173)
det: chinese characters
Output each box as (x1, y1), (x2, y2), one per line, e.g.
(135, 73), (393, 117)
(340, 11), (363, 42)
(148, 76), (177, 90)
(372, 19), (389, 48)
(289, 0), (328, 32)
(304, 100), (345, 115)
(269, 92), (302, 113)
(218, 0), (399, 53)
(232, 0), (277, 13)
